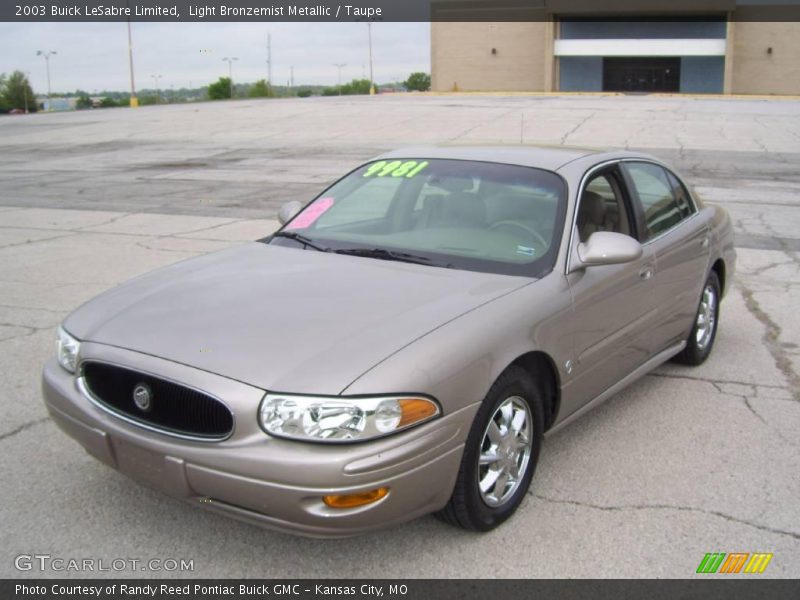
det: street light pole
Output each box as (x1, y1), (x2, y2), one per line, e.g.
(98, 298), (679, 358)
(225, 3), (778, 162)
(367, 22), (375, 95)
(222, 57), (238, 98)
(333, 63), (346, 96)
(23, 71), (31, 114)
(36, 50), (57, 110)
(151, 74), (163, 103)
(266, 33), (272, 87)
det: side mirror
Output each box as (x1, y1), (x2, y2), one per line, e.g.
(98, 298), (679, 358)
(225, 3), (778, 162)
(577, 232), (643, 267)
(277, 201), (303, 225)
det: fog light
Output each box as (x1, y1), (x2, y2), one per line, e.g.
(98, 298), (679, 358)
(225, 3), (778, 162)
(322, 487), (389, 508)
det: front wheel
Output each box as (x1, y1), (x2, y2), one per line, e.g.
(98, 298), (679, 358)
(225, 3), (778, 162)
(436, 366), (544, 531)
(674, 271), (721, 366)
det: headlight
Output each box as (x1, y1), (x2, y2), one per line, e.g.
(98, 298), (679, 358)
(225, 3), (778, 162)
(56, 326), (81, 373)
(259, 393), (440, 442)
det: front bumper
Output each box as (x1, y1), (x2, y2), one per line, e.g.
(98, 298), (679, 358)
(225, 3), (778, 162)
(42, 345), (474, 538)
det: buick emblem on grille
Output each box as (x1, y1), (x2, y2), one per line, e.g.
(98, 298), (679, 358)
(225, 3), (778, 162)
(132, 383), (153, 412)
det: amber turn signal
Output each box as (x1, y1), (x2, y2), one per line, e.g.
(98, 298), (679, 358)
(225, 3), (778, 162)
(323, 487), (389, 509)
(398, 398), (438, 428)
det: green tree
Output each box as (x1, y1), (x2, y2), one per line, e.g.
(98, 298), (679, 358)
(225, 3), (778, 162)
(249, 79), (274, 98)
(99, 97), (120, 108)
(322, 78), (372, 96)
(404, 72), (431, 92)
(344, 78), (372, 95)
(0, 74), (9, 112)
(208, 76), (232, 100)
(75, 94), (92, 110)
(296, 89), (312, 98)
(2, 70), (37, 112)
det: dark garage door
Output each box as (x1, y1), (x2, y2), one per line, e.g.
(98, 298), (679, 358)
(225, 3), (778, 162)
(603, 57), (681, 92)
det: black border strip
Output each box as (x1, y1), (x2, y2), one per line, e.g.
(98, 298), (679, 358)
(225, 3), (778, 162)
(4, 1), (800, 22)
(3, 579), (800, 600)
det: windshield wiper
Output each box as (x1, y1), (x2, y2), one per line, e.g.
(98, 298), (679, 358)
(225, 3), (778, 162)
(272, 231), (330, 252)
(335, 248), (452, 269)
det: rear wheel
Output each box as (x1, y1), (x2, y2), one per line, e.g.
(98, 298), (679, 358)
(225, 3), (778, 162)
(436, 366), (544, 531)
(674, 271), (721, 366)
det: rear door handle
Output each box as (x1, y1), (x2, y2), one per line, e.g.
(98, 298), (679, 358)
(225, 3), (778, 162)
(701, 237), (710, 249)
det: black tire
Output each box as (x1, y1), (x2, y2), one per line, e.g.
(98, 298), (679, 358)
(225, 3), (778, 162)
(435, 365), (544, 531)
(673, 271), (721, 366)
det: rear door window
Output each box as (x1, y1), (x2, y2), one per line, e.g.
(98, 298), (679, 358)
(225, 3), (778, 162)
(625, 162), (687, 240)
(665, 170), (696, 220)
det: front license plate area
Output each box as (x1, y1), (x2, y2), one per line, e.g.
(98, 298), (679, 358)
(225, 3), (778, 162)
(113, 437), (167, 489)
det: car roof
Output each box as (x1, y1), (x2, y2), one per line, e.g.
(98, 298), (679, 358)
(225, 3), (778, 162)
(375, 145), (652, 172)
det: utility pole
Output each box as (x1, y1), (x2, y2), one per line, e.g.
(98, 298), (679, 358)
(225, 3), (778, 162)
(290, 65), (294, 94)
(333, 63), (346, 96)
(36, 50), (57, 110)
(222, 57), (238, 98)
(126, 0), (138, 107)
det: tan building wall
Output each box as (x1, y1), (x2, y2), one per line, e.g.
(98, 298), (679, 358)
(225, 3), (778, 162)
(432, 19), (800, 96)
(431, 22), (552, 92)
(729, 21), (800, 95)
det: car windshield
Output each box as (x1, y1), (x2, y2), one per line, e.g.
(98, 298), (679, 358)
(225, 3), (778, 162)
(269, 158), (567, 277)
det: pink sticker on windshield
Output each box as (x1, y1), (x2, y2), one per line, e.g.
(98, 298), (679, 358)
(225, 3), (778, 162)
(286, 197), (334, 229)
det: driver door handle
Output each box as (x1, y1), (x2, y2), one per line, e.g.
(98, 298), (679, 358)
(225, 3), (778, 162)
(639, 266), (654, 281)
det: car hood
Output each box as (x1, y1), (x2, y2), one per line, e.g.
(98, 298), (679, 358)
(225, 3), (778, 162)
(64, 243), (530, 394)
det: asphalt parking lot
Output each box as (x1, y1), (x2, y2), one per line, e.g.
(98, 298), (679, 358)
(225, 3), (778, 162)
(0, 94), (798, 578)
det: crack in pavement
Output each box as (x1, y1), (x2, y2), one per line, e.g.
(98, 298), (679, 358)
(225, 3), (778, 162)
(447, 110), (512, 142)
(754, 212), (800, 269)
(166, 218), (247, 237)
(0, 212), (250, 241)
(532, 494), (800, 541)
(0, 303), (66, 315)
(709, 383), (800, 449)
(74, 212), (133, 231)
(0, 417), (50, 442)
(560, 112), (595, 145)
(736, 281), (800, 401)
(0, 321), (52, 342)
(648, 372), (790, 395)
(134, 240), (205, 254)
(0, 232), (78, 250)
(737, 256), (796, 277)
(1, 214), (262, 259)
(648, 372), (800, 448)
(737, 399), (798, 449)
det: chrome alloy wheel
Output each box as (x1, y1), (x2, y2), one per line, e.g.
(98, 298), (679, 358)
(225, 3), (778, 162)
(477, 396), (533, 507)
(695, 284), (717, 351)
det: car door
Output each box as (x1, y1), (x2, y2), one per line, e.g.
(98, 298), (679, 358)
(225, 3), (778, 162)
(563, 164), (659, 417)
(621, 161), (711, 353)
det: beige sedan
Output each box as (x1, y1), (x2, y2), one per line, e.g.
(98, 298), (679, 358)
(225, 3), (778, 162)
(42, 146), (735, 536)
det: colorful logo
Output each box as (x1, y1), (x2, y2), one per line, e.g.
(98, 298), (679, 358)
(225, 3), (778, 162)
(696, 552), (773, 574)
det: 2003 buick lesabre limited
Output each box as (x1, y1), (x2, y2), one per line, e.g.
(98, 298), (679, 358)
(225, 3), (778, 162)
(42, 146), (735, 537)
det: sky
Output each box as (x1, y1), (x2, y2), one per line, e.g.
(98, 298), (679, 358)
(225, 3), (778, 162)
(0, 22), (430, 94)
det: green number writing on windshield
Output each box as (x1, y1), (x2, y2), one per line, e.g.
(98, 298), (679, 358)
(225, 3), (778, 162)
(363, 160), (429, 179)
